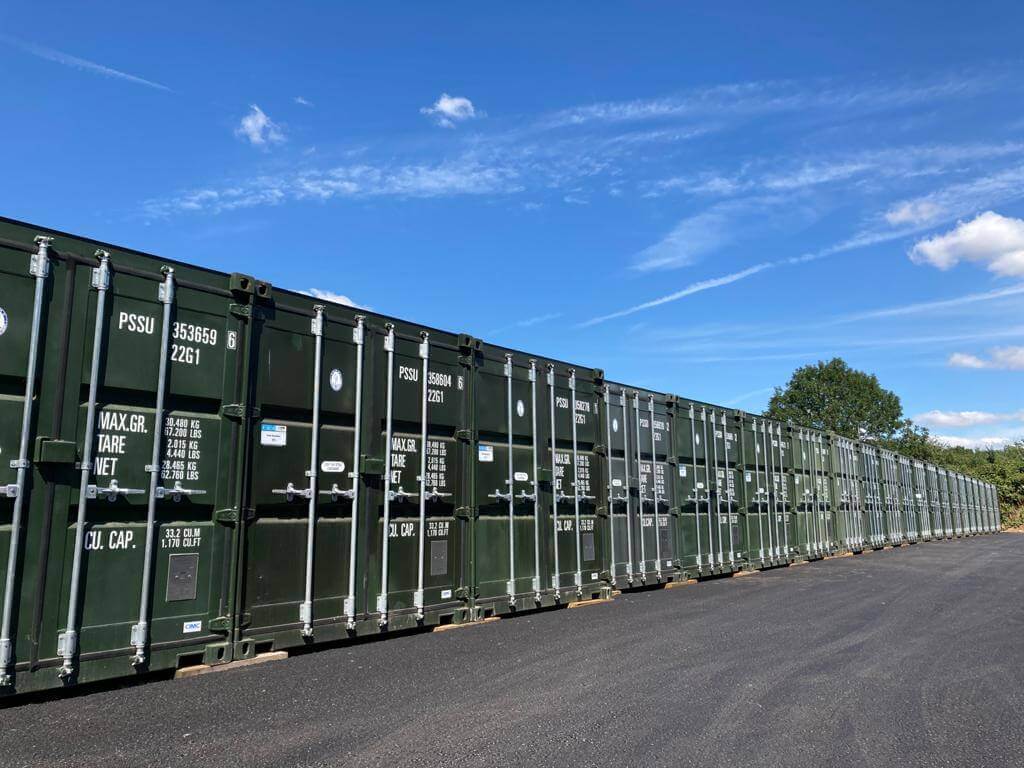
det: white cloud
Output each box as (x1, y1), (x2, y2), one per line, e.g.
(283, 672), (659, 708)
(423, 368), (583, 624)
(931, 434), (1018, 449)
(632, 209), (733, 271)
(948, 346), (1024, 370)
(420, 93), (480, 128)
(0, 34), (170, 91)
(914, 410), (1015, 428)
(294, 96), (313, 107)
(948, 352), (989, 369)
(489, 312), (562, 335)
(303, 289), (365, 309)
(542, 73), (997, 129)
(235, 105), (285, 147)
(885, 200), (943, 226)
(578, 263), (773, 327)
(143, 159), (522, 217)
(910, 211), (1024, 276)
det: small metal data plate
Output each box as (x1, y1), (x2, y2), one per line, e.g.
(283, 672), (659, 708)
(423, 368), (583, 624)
(582, 532), (596, 562)
(429, 540), (448, 576)
(166, 553), (199, 602)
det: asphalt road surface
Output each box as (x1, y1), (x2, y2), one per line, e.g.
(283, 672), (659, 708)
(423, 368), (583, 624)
(3, 535), (1022, 768)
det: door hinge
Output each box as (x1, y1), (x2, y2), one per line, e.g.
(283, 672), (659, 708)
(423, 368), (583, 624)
(454, 587), (471, 601)
(455, 429), (474, 443)
(221, 404), (261, 420)
(214, 507), (255, 524)
(455, 506), (477, 520)
(34, 437), (78, 465)
(594, 444), (607, 457)
(360, 455), (385, 476)
(210, 612), (251, 632)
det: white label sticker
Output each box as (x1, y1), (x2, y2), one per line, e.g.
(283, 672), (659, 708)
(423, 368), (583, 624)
(612, 418), (619, 433)
(516, 400), (525, 418)
(514, 471), (529, 482)
(441, 588), (453, 599)
(590, 572), (599, 580)
(697, 482), (705, 489)
(183, 620), (202, 634)
(745, 472), (752, 481)
(260, 423), (287, 446)
(478, 445), (494, 462)
(0, 307), (7, 337)
(665, 560), (672, 567)
(695, 434), (701, 445)
(329, 368), (343, 392)
(612, 478), (623, 487)
(227, 330), (237, 350)
(679, 466), (687, 477)
(321, 460), (345, 473)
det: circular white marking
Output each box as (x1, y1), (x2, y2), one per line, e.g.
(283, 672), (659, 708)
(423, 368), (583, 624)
(612, 418), (619, 433)
(516, 399), (525, 418)
(0, 307), (7, 337)
(329, 369), (343, 392)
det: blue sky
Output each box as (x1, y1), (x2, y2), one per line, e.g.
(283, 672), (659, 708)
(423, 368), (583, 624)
(2, 2), (1023, 448)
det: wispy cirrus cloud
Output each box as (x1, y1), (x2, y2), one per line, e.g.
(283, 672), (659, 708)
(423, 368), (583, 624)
(542, 72), (1003, 129)
(143, 159), (523, 217)
(0, 34), (170, 91)
(489, 312), (563, 335)
(579, 263), (774, 327)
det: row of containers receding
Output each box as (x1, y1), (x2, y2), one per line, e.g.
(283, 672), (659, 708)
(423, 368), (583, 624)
(0, 219), (1002, 696)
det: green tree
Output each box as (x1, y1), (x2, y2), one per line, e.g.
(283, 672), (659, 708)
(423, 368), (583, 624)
(765, 358), (907, 440)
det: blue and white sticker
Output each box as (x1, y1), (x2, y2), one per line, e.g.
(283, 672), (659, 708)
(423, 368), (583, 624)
(260, 423), (287, 447)
(0, 307), (7, 337)
(182, 620), (202, 634)
(478, 445), (494, 463)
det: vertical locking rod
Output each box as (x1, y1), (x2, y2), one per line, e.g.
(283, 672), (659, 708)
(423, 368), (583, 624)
(701, 409), (715, 567)
(344, 316), (365, 628)
(130, 268), (175, 666)
(376, 324), (396, 624)
(547, 365), (561, 594)
(711, 411), (725, 567)
(753, 420), (765, 564)
(504, 354), (516, 604)
(529, 361), (541, 599)
(569, 371), (583, 594)
(633, 394), (647, 579)
(414, 332), (430, 619)
(603, 389), (617, 583)
(58, 251), (111, 677)
(622, 393), (635, 582)
(298, 306), (325, 636)
(0, 237), (52, 686)
(648, 396), (663, 578)
(688, 405), (703, 570)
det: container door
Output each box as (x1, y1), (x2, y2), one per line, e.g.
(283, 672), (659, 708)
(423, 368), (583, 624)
(240, 302), (366, 649)
(604, 386), (636, 586)
(545, 367), (603, 600)
(0, 234), (70, 691)
(677, 404), (715, 573)
(365, 322), (470, 630)
(631, 394), (676, 581)
(474, 351), (550, 611)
